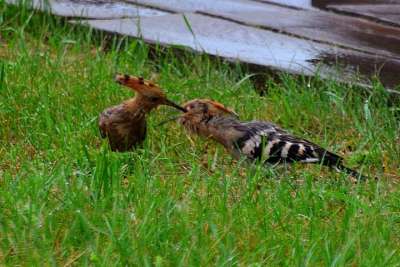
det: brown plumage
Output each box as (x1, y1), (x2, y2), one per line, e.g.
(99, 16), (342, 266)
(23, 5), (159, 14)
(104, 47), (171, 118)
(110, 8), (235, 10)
(99, 74), (186, 151)
(178, 99), (368, 181)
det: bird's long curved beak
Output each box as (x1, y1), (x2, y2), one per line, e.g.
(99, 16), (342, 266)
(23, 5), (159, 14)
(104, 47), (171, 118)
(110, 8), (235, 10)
(164, 99), (187, 112)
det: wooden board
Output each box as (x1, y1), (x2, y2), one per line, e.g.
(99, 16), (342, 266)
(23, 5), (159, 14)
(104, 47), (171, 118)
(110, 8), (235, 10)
(7, 0), (399, 90)
(328, 4), (400, 27)
(129, 0), (400, 59)
(262, 0), (400, 9)
(77, 13), (322, 75)
(6, 0), (168, 19)
(77, 13), (400, 89)
(257, 0), (314, 9)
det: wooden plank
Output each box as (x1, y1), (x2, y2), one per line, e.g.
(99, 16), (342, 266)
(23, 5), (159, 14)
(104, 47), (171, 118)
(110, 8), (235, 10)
(129, 0), (400, 59)
(6, 0), (168, 19)
(314, 51), (400, 90)
(328, 4), (400, 27)
(76, 13), (400, 89)
(261, 0), (400, 9)
(257, 0), (314, 9)
(77, 13), (321, 75)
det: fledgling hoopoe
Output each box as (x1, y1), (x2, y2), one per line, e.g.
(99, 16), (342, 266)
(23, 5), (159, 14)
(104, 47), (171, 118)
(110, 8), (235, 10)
(99, 74), (186, 151)
(177, 99), (368, 181)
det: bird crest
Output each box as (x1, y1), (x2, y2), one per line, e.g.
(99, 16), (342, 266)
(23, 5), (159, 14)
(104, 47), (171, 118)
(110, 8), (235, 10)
(115, 74), (166, 98)
(183, 99), (239, 118)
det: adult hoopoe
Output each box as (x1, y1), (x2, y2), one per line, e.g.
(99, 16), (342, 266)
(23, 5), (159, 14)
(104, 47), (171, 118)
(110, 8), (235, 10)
(177, 99), (368, 181)
(99, 74), (186, 152)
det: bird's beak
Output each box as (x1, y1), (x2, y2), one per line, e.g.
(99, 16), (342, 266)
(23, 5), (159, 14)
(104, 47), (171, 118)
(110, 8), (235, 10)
(163, 99), (187, 112)
(157, 100), (186, 126)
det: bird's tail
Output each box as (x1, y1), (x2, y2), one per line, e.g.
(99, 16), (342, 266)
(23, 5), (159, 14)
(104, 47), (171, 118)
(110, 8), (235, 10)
(333, 164), (370, 182)
(319, 151), (371, 181)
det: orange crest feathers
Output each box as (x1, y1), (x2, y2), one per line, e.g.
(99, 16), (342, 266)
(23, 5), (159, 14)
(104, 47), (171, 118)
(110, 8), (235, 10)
(183, 99), (239, 118)
(206, 100), (238, 117)
(115, 74), (165, 96)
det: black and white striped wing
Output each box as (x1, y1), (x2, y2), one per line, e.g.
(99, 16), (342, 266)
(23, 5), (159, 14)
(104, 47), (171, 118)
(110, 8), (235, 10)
(234, 121), (343, 166)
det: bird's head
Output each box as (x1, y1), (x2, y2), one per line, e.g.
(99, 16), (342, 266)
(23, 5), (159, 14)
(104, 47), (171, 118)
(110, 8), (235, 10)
(181, 99), (238, 119)
(175, 99), (238, 135)
(115, 74), (186, 112)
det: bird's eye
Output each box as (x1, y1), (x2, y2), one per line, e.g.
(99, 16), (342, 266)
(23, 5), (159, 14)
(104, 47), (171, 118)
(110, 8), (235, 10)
(150, 96), (159, 102)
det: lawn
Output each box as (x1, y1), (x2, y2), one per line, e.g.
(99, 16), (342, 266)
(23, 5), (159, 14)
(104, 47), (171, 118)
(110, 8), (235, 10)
(1, 4), (400, 266)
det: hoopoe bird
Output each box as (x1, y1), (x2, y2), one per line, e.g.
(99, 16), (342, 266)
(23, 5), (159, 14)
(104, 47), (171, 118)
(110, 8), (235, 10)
(99, 74), (186, 151)
(177, 99), (368, 181)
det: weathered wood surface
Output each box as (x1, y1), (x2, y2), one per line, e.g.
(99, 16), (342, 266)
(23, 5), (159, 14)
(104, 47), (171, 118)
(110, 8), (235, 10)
(79, 13), (400, 89)
(312, 52), (400, 90)
(258, 0), (315, 9)
(263, 0), (400, 27)
(130, 0), (400, 59)
(79, 13), (320, 75)
(6, 0), (168, 19)
(6, 0), (400, 90)
(263, 0), (400, 9)
(328, 4), (400, 27)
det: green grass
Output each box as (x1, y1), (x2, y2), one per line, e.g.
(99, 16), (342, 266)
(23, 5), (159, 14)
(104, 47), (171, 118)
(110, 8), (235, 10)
(1, 3), (400, 266)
